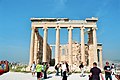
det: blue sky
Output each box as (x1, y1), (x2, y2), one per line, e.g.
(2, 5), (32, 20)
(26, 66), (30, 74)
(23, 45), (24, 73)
(0, 0), (120, 63)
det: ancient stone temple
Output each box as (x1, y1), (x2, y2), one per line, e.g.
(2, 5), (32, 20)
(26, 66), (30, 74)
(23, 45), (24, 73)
(57, 42), (102, 68)
(29, 17), (103, 69)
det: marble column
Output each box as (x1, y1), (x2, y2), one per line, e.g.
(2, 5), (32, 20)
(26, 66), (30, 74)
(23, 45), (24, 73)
(99, 49), (103, 69)
(81, 26), (85, 64)
(37, 40), (40, 64)
(68, 26), (73, 66)
(34, 32), (38, 64)
(88, 45), (94, 68)
(29, 27), (35, 66)
(42, 27), (48, 62)
(55, 26), (60, 64)
(92, 27), (98, 63)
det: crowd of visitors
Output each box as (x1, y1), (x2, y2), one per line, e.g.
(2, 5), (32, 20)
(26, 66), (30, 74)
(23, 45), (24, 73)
(30, 60), (120, 80)
(55, 61), (69, 80)
(30, 61), (49, 80)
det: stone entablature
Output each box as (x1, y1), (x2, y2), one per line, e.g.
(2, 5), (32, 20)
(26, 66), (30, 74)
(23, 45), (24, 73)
(30, 17), (97, 28)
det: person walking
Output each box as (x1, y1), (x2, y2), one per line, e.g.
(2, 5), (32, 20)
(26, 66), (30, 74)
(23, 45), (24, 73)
(89, 62), (104, 80)
(65, 61), (69, 73)
(55, 63), (60, 76)
(43, 62), (49, 79)
(30, 61), (36, 76)
(62, 62), (67, 80)
(111, 63), (115, 75)
(79, 62), (84, 77)
(59, 63), (62, 76)
(36, 62), (42, 80)
(104, 62), (112, 80)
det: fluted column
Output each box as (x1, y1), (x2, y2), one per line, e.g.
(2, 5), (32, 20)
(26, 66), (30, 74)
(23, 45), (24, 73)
(42, 27), (48, 62)
(68, 26), (73, 66)
(55, 26), (60, 64)
(99, 49), (103, 69)
(34, 31), (38, 64)
(81, 26), (85, 64)
(29, 27), (35, 66)
(92, 27), (98, 63)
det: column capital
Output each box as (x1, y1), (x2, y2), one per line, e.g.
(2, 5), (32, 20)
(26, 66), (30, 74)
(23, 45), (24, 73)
(55, 26), (61, 29)
(43, 26), (48, 30)
(92, 27), (98, 30)
(31, 26), (36, 30)
(99, 48), (102, 51)
(80, 26), (85, 30)
(67, 26), (73, 30)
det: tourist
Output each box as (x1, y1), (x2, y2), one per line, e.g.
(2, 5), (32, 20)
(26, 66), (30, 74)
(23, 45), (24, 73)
(59, 63), (62, 76)
(4, 60), (9, 72)
(55, 63), (60, 76)
(1, 61), (5, 70)
(36, 62), (42, 80)
(104, 62), (112, 80)
(65, 61), (69, 73)
(62, 62), (67, 80)
(79, 62), (84, 77)
(30, 61), (36, 76)
(89, 62), (104, 80)
(111, 63), (116, 75)
(43, 62), (49, 79)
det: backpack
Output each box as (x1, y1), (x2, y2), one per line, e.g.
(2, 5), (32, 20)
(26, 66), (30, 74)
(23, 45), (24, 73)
(55, 65), (58, 70)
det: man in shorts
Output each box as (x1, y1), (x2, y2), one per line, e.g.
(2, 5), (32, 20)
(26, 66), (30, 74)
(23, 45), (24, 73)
(36, 62), (42, 80)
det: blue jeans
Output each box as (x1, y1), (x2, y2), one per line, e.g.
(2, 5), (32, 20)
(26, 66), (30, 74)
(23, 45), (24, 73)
(56, 69), (59, 75)
(105, 75), (112, 80)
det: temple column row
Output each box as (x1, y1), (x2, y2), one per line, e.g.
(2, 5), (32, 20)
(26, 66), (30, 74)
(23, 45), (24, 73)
(29, 26), (87, 65)
(29, 26), (99, 68)
(29, 27), (39, 66)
